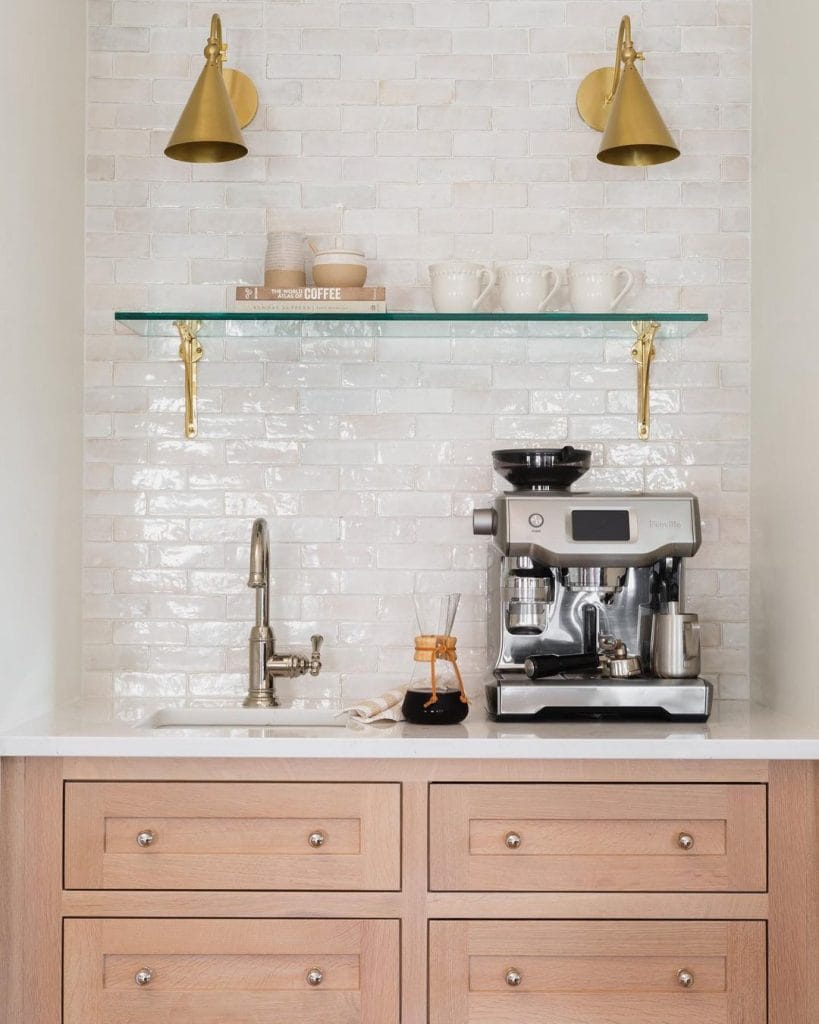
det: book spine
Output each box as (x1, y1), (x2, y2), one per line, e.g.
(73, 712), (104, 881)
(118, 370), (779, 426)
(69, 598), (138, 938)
(234, 300), (387, 313)
(236, 286), (386, 301)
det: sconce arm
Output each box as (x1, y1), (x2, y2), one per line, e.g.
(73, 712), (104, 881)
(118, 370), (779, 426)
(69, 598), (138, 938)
(605, 15), (645, 104)
(205, 13), (226, 66)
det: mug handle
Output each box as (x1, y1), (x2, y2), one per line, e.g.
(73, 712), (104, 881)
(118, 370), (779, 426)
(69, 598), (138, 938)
(610, 267), (634, 310)
(537, 268), (560, 312)
(472, 267), (496, 311)
(684, 621), (701, 660)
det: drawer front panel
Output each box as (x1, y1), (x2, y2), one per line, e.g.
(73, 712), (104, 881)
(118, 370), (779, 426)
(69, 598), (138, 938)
(65, 782), (400, 890)
(429, 920), (765, 1024)
(64, 918), (399, 1024)
(429, 783), (766, 891)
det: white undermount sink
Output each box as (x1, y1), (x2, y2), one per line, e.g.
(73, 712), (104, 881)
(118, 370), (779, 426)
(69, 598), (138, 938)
(141, 707), (348, 731)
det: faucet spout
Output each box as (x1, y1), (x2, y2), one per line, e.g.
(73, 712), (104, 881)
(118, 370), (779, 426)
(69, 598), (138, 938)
(243, 517), (324, 709)
(247, 517), (270, 628)
(245, 518), (276, 708)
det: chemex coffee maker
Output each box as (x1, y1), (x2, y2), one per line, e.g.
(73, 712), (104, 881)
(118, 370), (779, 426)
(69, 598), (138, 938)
(473, 447), (713, 721)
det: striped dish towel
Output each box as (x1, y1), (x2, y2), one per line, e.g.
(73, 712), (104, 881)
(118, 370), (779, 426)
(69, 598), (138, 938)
(341, 686), (407, 722)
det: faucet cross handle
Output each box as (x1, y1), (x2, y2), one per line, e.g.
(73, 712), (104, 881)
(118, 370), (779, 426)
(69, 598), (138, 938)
(309, 635), (323, 677)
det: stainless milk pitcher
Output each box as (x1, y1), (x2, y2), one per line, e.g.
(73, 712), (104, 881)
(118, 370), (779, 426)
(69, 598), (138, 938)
(650, 602), (701, 678)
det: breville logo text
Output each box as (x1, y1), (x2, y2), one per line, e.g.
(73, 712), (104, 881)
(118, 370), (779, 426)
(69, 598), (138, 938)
(648, 519), (682, 529)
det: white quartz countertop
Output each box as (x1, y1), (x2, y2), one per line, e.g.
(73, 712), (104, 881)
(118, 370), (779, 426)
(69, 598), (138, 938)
(3, 698), (819, 759)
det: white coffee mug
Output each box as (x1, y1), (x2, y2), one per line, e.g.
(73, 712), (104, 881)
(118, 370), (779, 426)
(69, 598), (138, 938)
(497, 263), (560, 313)
(568, 262), (634, 313)
(429, 261), (495, 313)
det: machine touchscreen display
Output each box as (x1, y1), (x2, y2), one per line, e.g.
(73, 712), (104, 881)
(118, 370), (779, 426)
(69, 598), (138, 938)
(571, 509), (630, 542)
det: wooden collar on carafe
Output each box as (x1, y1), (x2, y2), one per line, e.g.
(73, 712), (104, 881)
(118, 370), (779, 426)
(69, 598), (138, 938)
(413, 635), (468, 708)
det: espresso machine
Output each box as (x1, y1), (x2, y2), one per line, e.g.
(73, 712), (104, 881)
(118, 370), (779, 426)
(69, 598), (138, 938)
(473, 448), (713, 721)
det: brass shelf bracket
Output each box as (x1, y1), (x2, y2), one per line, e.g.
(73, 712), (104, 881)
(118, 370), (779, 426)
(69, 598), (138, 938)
(175, 320), (203, 438)
(630, 319), (659, 440)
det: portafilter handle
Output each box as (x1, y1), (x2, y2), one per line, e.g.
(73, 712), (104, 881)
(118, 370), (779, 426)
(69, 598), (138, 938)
(524, 653), (601, 679)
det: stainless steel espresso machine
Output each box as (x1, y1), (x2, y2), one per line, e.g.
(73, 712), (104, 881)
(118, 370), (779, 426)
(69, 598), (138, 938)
(473, 448), (713, 721)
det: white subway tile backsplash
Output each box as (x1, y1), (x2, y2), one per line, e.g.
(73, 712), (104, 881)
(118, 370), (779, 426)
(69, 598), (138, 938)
(339, 413), (415, 441)
(415, 1), (489, 26)
(115, 569), (188, 593)
(83, 0), (751, 704)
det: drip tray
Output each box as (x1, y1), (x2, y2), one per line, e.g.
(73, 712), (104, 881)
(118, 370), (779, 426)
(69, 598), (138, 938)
(486, 677), (713, 722)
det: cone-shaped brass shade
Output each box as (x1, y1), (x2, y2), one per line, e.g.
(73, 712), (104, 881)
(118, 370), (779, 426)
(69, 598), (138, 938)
(164, 15), (249, 163)
(576, 15), (680, 168)
(597, 64), (679, 166)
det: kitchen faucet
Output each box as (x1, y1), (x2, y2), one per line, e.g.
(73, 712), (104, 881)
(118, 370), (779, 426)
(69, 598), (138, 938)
(245, 517), (323, 708)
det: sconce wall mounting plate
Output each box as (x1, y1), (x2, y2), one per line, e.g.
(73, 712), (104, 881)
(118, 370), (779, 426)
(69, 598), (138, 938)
(576, 67), (617, 132)
(222, 68), (259, 129)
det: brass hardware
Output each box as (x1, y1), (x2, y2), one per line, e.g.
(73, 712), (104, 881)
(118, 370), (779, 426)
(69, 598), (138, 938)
(677, 968), (695, 988)
(308, 831), (326, 848)
(165, 13), (258, 163)
(306, 968), (324, 986)
(136, 830), (155, 848)
(222, 68), (259, 131)
(505, 969), (522, 987)
(175, 320), (203, 439)
(631, 320), (659, 441)
(134, 967), (154, 986)
(505, 832), (522, 849)
(576, 15), (679, 166)
(677, 832), (695, 850)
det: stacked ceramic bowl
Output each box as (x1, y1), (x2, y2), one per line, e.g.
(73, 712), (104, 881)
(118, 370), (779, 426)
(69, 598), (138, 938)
(264, 231), (306, 288)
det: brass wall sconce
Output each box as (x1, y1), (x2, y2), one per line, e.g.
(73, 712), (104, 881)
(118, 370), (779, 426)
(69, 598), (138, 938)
(165, 13), (258, 163)
(576, 15), (679, 166)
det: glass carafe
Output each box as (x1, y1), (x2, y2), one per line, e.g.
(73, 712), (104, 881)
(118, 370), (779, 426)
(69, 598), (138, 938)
(401, 593), (469, 725)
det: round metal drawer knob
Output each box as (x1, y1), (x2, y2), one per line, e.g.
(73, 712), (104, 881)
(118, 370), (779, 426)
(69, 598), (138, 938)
(134, 967), (154, 987)
(306, 968), (324, 986)
(506, 969), (522, 987)
(677, 969), (695, 988)
(677, 832), (694, 851)
(505, 832), (522, 849)
(136, 830), (155, 848)
(308, 831), (326, 848)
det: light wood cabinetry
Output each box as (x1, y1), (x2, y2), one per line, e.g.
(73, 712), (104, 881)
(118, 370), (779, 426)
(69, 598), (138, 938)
(2, 756), (818, 1023)
(430, 919), (766, 1024)
(64, 781), (401, 890)
(65, 918), (399, 1024)
(429, 782), (767, 892)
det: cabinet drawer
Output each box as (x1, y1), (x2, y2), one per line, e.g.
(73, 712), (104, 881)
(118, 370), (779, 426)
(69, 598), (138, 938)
(64, 782), (400, 890)
(429, 783), (766, 891)
(429, 920), (765, 1024)
(64, 918), (399, 1024)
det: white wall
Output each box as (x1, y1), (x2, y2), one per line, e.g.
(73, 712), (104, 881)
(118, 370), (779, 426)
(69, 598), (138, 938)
(750, 0), (819, 716)
(0, 2), (85, 727)
(84, 1), (751, 715)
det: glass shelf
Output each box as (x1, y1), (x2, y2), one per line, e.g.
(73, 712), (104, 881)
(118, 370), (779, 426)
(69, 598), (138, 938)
(113, 311), (708, 439)
(115, 311), (708, 339)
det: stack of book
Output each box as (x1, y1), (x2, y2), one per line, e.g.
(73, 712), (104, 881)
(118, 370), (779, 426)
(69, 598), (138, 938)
(234, 285), (386, 314)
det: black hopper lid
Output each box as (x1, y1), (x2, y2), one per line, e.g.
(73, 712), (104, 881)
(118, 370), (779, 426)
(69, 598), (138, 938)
(492, 446), (591, 490)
